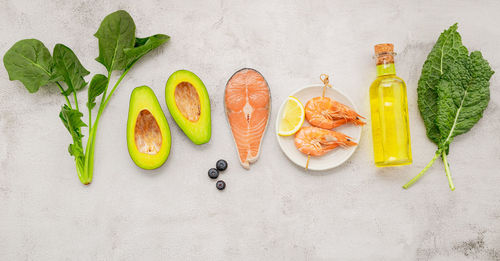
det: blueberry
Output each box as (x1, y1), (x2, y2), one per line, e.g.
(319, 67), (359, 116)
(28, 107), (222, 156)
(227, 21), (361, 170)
(216, 180), (226, 190)
(216, 159), (228, 171)
(208, 168), (219, 179)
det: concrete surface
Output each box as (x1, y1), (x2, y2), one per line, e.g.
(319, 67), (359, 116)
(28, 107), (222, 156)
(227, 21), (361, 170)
(1, 0), (500, 260)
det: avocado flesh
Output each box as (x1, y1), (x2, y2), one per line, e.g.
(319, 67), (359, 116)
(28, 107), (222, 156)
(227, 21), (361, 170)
(127, 86), (171, 169)
(165, 70), (211, 145)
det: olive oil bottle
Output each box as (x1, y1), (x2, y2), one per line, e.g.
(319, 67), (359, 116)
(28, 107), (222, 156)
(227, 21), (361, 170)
(369, 43), (412, 166)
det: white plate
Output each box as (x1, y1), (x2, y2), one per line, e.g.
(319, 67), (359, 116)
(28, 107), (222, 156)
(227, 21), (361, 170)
(276, 85), (363, 171)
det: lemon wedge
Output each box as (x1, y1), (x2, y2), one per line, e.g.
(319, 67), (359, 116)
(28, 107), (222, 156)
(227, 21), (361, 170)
(278, 96), (305, 136)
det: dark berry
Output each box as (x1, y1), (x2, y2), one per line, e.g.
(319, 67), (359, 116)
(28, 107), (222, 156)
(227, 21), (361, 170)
(216, 180), (226, 190)
(208, 168), (219, 179)
(216, 159), (228, 171)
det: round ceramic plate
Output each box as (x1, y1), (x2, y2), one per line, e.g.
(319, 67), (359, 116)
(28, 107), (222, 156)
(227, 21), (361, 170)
(276, 85), (363, 171)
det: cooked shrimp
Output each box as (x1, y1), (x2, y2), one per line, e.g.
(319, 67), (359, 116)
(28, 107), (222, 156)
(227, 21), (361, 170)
(305, 97), (365, 129)
(294, 126), (357, 157)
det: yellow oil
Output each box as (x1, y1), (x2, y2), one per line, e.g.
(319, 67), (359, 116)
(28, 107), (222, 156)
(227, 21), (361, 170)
(369, 63), (412, 166)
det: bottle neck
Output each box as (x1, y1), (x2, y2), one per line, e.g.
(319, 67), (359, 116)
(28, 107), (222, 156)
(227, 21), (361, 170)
(376, 62), (396, 76)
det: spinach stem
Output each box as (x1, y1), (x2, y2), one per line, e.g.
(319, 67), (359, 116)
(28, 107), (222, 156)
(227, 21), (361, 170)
(103, 67), (130, 107)
(56, 82), (72, 109)
(403, 150), (441, 189)
(76, 155), (86, 184)
(58, 81), (89, 185)
(82, 68), (131, 184)
(88, 109), (92, 131)
(73, 90), (79, 111)
(441, 151), (455, 191)
(82, 71), (112, 184)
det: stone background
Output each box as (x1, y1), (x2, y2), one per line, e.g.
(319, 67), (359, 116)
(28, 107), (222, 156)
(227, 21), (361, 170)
(1, 0), (499, 260)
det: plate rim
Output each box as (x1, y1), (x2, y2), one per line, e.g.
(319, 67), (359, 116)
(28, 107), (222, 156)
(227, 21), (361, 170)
(275, 84), (362, 171)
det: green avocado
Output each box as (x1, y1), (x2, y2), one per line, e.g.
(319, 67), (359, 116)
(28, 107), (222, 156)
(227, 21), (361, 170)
(127, 86), (171, 169)
(165, 70), (211, 144)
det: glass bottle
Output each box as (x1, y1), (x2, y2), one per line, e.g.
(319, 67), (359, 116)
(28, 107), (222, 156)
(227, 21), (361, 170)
(369, 43), (412, 167)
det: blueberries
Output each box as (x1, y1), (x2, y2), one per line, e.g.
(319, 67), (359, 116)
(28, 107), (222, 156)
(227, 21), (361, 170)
(208, 168), (219, 179)
(208, 160), (228, 190)
(216, 159), (228, 171)
(216, 180), (226, 190)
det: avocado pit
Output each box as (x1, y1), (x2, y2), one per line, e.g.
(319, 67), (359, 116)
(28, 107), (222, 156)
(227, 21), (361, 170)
(174, 81), (201, 122)
(134, 109), (162, 155)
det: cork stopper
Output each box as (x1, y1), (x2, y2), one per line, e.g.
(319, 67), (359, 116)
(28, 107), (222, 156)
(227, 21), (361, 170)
(374, 43), (395, 65)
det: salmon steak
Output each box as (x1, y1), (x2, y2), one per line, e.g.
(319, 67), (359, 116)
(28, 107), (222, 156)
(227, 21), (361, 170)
(225, 68), (271, 169)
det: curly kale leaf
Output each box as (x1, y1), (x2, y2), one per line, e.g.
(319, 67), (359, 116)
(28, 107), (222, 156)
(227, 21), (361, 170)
(417, 23), (469, 144)
(405, 23), (494, 190)
(436, 51), (494, 151)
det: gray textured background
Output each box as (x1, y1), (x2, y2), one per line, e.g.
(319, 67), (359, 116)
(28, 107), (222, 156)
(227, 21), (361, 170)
(1, 0), (499, 260)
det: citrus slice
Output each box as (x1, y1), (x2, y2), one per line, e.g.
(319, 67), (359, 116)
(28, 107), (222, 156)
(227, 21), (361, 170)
(278, 96), (305, 136)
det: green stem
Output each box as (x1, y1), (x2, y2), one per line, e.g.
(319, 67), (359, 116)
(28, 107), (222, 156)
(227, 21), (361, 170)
(73, 90), (79, 111)
(103, 67), (130, 108)
(88, 109), (92, 131)
(83, 68), (131, 184)
(58, 82), (89, 185)
(441, 151), (455, 191)
(56, 82), (72, 109)
(75, 156), (87, 184)
(82, 71), (112, 184)
(403, 150), (441, 189)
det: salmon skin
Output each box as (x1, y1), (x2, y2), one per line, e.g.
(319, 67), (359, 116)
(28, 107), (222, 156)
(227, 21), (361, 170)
(225, 68), (271, 169)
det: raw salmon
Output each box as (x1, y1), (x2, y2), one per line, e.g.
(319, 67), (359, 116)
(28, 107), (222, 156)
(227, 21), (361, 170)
(225, 68), (271, 169)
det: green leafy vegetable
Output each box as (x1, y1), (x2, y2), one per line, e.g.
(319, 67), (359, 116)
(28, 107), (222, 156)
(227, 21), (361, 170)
(3, 39), (57, 93)
(59, 104), (87, 183)
(94, 10), (136, 71)
(124, 34), (170, 69)
(53, 44), (90, 96)
(404, 24), (494, 190)
(87, 74), (108, 110)
(3, 10), (169, 185)
(416, 24), (469, 145)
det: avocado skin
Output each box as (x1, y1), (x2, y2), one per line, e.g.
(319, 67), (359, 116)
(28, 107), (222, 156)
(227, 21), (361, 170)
(165, 70), (211, 145)
(127, 86), (171, 169)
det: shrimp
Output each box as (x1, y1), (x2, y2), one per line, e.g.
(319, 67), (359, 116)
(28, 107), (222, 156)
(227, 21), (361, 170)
(294, 126), (357, 157)
(305, 97), (365, 129)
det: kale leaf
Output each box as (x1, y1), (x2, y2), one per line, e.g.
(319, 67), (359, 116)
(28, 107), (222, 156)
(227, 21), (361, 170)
(405, 24), (494, 190)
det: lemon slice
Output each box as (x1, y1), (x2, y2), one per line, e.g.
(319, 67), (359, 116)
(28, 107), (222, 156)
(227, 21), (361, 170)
(278, 96), (305, 136)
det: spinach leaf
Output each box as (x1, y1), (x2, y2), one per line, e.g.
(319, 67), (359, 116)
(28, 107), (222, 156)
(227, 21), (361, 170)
(59, 104), (87, 158)
(94, 10), (136, 72)
(124, 34), (170, 69)
(416, 24), (468, 144)
(53, 44), (90, 95)
(436, 51), (494, 150)
(59, 104), (87, 138)
(87, 74), (108, 110)
(3, 39), (57, 93)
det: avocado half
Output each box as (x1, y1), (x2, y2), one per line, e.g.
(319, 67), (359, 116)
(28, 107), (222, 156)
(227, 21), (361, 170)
(127, 86), (171, 169)
(165, 70), (211, 144)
